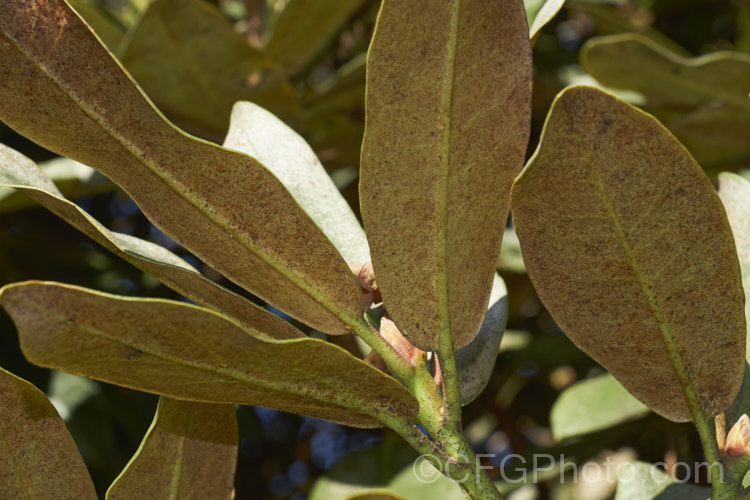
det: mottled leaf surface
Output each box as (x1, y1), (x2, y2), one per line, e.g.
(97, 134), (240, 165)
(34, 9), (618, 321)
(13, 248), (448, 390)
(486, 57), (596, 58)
(582, 33), (750, 169)
(0, 282), (419, 428)
(614, 462), (711, 500)
(512, 86), (745, 421)
(224, 101), (370, 263)
(0, 367), (96, 499)
(456, 273), (508, 405)
(0, 0), (363, 335)
(120, 0), (293, 137)
(107, 397), (237, 499)
(550, 373), (649, 441)
(360, 0), (532, 350)
(0, 144), (302, 340)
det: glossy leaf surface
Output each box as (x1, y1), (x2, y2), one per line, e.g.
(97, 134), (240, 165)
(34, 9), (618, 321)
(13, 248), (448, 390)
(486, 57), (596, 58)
(512, 86), (745, 421)
(360, 0), (532, 350)
(582, 33), (750, 169)
(0, 367), (96, 499)
(0, 282), (419, 428)
(550, 373), (649, 441)
(224, 101), (370, 263)
(0, 0), (363, 335)
(0, 144), (302, 340)
(107, 397), (237, 499)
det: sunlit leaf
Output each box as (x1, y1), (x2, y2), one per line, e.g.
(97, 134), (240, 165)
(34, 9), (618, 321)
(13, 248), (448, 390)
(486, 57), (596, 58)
(119, 0), (294, 138)
(224, 101), (369, 263)
(0, 367), (96, 499)
(263, 0), (365, 76)
(47, 370), (99, 421)
(496, 226), (526, 274)
(360, 0), (532, 350)
(107, 397), (237, 499)
(614, 461), (711, 500)
(550, 373), (649, 441)
(511, 86), (745, 422)
(525, 0), (565, 39)
(718, 174), (750, 355)
(0, 281), (419, 428)
(0, 0), (364, 335)
(581, 33), (750, 170)
(456, 273), (508, 405)
(718, 173), (750, 424)
(0, 144), (302, 340)
(0, 156), (112, 214)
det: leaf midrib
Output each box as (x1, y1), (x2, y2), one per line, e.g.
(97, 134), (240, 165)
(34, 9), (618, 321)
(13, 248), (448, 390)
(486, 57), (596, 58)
(580, 143), (703, 417)
(1, 25), (349, 324)
(15, 295), (368, 418)
(435, 0), (461, 344)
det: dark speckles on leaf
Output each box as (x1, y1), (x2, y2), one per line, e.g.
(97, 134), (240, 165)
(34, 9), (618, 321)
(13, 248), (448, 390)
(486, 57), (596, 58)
(511, 86), (745, 422)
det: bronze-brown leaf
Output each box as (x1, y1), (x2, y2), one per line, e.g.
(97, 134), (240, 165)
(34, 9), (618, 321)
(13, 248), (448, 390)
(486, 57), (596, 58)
(511, 86), (745, 422)
(107, 398), (237, 499)
(0, 281), (419, 428)
(0, 0), (362, 335)
(360, 0), (532, 350)
(0, 367), (96, 499)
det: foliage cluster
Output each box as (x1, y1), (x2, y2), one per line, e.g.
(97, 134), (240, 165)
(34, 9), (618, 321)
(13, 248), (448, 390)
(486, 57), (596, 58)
(1, 0), (750, 499)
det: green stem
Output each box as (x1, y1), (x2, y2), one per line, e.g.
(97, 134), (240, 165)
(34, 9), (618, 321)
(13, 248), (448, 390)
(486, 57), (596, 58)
(386, 415), (501, 500)
(692, 409), (732, 498)
(351, 312), (500, 498)
(349, 315), (414, 383)
(436, 329), (461, 427)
